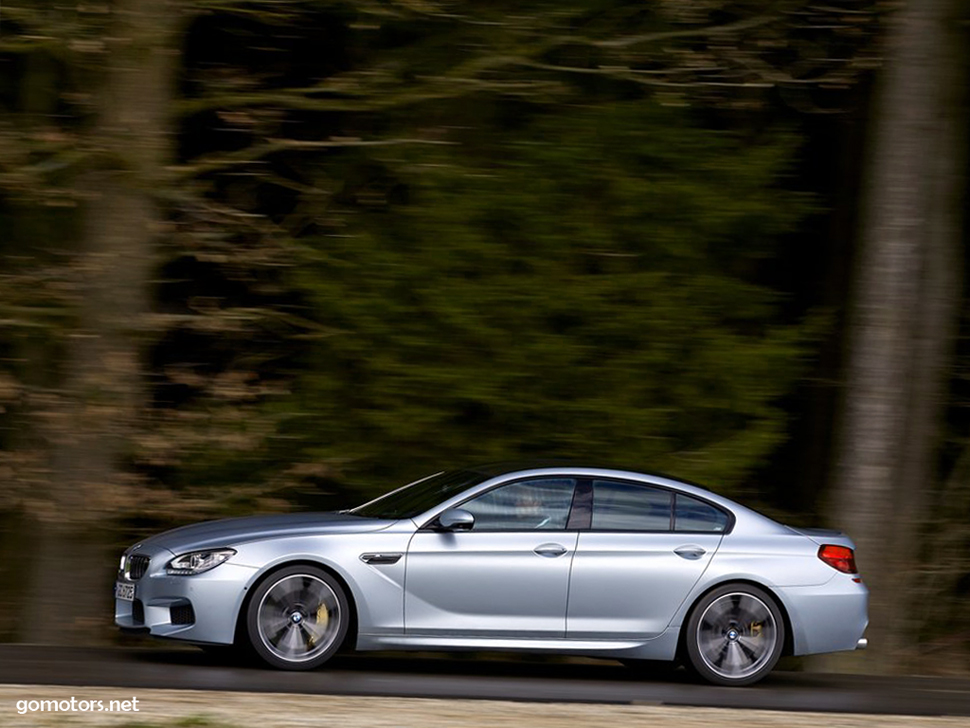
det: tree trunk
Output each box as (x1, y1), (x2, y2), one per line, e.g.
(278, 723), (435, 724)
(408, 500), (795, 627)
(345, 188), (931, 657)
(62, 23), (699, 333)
(23, 0), (182, 643)
(831, 0), (968, 669)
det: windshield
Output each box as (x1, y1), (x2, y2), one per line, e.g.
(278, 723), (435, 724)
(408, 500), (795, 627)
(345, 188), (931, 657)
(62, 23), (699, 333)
(350, 469), (491, 519)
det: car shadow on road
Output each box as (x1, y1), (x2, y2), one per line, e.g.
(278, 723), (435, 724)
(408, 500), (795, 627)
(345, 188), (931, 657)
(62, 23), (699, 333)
(132, 645), (696, 684)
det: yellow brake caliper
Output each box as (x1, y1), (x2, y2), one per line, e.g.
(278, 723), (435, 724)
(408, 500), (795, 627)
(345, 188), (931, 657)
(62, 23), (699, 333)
(309, 603), (329, 647)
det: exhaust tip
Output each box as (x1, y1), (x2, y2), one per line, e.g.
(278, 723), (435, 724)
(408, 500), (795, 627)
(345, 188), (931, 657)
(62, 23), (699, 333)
(856, 638), (868, 650)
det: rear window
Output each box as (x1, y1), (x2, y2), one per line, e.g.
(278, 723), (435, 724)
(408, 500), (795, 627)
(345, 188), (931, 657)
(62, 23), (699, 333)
(674, 494), (729, 533)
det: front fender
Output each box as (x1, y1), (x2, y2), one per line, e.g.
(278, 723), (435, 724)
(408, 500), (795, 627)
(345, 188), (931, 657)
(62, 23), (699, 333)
(232, 529), (414, 638)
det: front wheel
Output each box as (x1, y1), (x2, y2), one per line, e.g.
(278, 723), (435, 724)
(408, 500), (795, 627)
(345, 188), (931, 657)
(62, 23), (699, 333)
(246, 565), (349, 670)
(685, 584), (784, 686)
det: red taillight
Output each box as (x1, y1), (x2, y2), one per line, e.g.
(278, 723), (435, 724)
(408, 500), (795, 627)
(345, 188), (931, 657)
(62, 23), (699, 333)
(818, 544), (857, 574)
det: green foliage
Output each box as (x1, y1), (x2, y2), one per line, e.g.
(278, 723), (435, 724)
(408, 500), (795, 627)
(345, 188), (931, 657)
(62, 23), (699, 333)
(277, 101), (814, 495)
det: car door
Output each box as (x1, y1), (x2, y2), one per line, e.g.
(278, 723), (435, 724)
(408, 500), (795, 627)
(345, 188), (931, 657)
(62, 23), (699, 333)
(566, 479), (727, 639)
(405, 477), (578, 638)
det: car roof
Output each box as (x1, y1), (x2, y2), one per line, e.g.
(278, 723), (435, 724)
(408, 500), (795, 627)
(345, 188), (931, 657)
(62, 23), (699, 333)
(466, 461), (719, 495)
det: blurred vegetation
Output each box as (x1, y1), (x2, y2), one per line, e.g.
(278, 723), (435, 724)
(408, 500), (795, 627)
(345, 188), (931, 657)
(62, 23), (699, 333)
(0, 0), (968, 672)
(261, 102), (815, 496)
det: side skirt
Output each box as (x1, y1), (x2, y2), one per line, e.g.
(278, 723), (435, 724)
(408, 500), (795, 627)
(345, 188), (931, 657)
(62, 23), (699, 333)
(355, 629), (681, 661)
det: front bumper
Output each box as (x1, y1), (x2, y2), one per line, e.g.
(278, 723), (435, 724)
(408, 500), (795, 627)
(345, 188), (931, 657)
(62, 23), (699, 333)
(114, 546), (257, 645)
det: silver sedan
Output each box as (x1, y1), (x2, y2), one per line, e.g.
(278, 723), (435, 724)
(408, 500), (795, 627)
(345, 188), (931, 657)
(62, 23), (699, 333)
(114, 465), (868, 686)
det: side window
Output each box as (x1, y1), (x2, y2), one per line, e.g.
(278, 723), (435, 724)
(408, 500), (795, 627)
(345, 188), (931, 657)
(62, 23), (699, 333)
(460, 478), (577, 531)
(591, 480), (672, 531)
(675, 494), (729, 533)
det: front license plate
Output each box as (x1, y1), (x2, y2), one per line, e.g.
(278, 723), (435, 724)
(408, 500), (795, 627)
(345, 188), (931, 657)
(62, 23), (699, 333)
(115, 581), (135, 602)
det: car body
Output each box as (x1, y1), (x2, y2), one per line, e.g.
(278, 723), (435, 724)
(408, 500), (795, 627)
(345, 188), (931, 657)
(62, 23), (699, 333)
(115, 464), (868, 685)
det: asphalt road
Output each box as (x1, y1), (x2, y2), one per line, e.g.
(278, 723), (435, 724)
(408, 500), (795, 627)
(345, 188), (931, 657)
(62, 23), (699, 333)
(1, 645), (968, 716)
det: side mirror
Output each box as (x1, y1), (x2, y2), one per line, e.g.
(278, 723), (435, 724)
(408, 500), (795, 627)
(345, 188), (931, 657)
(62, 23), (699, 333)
(437, 508), (475, 531)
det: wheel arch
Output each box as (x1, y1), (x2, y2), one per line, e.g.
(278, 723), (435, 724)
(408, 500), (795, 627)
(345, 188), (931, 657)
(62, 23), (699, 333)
(677, 578), (795, 660)
(233, 559), (360, 652)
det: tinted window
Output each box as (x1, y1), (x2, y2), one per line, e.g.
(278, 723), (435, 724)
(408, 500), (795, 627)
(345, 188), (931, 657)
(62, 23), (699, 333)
(675, 494), (729, 532)
(591, 480), (672, 531)
(351, 470), (490, 519)
(461, 478), (577, 531)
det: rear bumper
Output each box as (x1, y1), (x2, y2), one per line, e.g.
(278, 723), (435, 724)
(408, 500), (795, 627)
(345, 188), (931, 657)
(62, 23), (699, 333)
(775, 574), (869, 656)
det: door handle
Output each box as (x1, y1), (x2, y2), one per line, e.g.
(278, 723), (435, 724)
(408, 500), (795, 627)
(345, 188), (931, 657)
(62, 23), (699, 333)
(534, 543), (568, 558)
(674, 546), (706, 560)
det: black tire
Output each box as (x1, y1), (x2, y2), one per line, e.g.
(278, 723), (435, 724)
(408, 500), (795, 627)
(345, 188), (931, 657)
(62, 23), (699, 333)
(685, 583), (784, 687)
(246, 565), (350, 670)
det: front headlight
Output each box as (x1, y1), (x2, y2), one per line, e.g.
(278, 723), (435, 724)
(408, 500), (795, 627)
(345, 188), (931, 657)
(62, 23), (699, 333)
(166, 548), (236, 575)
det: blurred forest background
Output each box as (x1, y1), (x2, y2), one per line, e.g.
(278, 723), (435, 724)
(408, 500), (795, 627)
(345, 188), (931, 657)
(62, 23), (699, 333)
(0, 0), (968, 674)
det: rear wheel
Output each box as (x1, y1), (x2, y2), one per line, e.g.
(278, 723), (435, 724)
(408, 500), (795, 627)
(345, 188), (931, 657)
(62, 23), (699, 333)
(685, 583), (784, 686)
(246, 565), (349, 670)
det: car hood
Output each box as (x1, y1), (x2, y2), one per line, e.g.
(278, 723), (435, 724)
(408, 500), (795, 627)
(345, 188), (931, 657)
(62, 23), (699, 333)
(136, 511), (396, 554)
